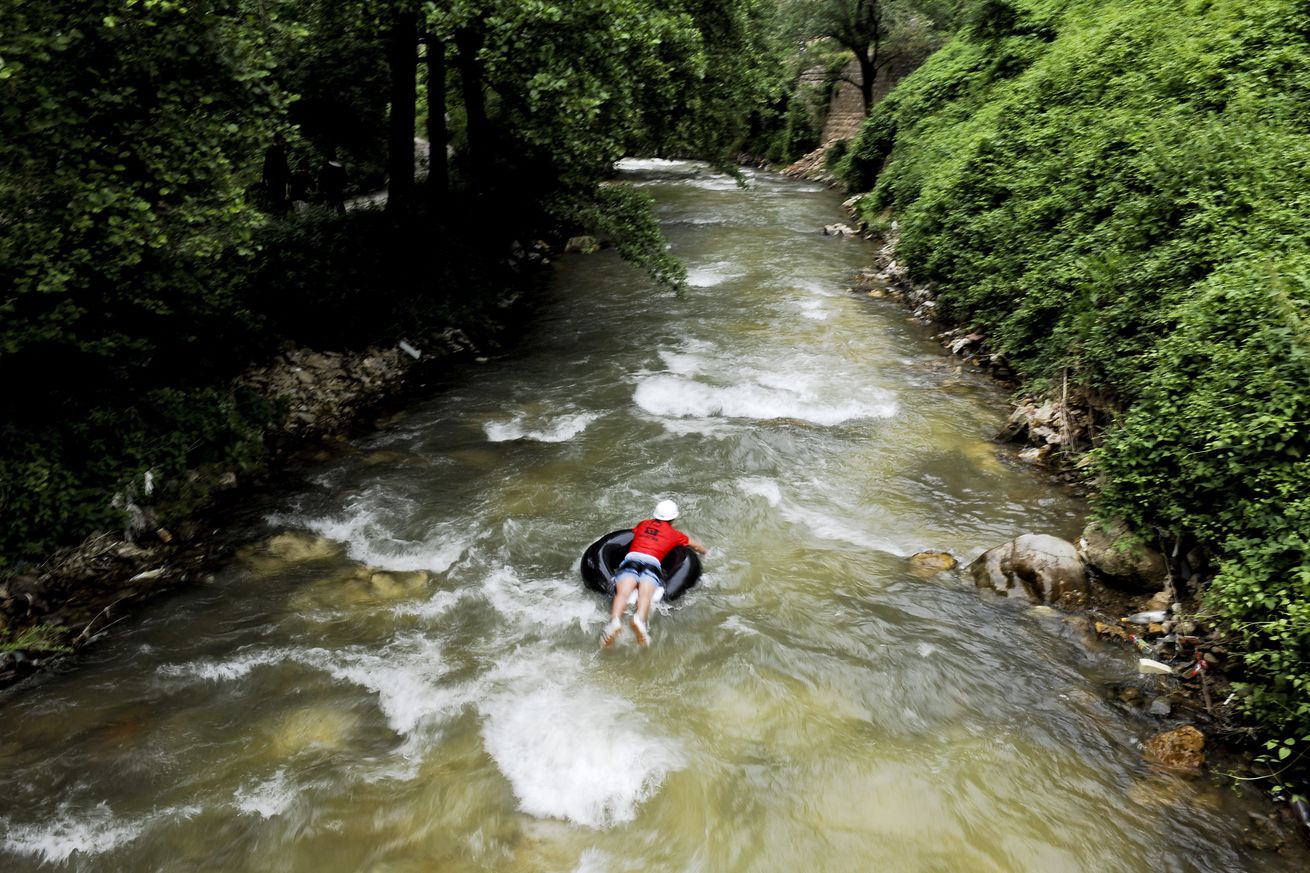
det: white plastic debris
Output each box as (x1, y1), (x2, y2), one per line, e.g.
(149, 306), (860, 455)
(1137, 658), (1175, 675)
(1125, 610), (1168, 624)
(398, 340), (421, 360)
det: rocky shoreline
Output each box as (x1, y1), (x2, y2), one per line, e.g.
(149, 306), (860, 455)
(845, 212), (1310, 850)
(0, 267), (539, 692)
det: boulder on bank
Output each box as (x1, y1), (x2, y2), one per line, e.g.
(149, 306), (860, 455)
(1143, 724), (1205, 770)
(1078, 517), (1169, 593)
(969, 534), (1088, 604)
(564, 235), (600, 254)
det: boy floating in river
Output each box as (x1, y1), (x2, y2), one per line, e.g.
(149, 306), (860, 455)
(601, 500), (708, 648)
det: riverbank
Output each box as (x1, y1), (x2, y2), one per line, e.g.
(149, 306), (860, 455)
(0, 245), (547, 691)
(842, 212), (1310, 848)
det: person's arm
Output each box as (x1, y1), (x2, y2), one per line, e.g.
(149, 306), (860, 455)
(687, 537), (708, 556)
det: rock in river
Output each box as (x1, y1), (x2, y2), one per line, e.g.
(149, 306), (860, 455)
(969, 534), (1088, 604)
(909, 550), (958, 578)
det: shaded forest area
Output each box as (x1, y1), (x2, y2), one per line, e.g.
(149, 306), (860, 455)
(0, 0), (788, 566)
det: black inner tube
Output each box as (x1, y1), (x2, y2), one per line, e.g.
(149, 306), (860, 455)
(579, 529), (702, 601)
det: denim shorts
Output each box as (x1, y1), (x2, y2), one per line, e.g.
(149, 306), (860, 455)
(615, 552), (664, 588)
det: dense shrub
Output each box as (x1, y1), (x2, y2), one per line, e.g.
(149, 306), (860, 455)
(1, 0), (783, 567)
(840, 0), (1310, 738)
(0, 183), (541, 565)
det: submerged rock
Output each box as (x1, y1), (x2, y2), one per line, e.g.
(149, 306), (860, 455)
(368, 570), (431, 599)
(969, 534), (1088, 604)
(1017, 445), (1052, 465)
(268, 705), (360, 757)
(240, 531), (344, 574)
(908, 550), (957, 577)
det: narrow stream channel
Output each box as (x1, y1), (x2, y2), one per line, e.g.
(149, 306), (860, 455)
(0, 160), (1294, 872)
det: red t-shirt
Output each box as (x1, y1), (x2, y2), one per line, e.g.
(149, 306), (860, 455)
(629, 519), (689, 562)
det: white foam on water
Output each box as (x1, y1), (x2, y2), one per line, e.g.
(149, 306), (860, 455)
(797, 298), (831, 321)
(394, 586), (478, 621)
(484, 411), (599, 444)
(480, 565), (597, 630)
(157, 647), (288, 682)
(2, 803), (146, 864)
(721, 615), (759, 637)
(737, 477), (910, 556)
(654, 417), (739, 439)
(572, 848), (616, 873)
(795, 279), (835, 296)
(738, 477), (782, 506)
(684, 175), (744, 192)
(656, 346), (713, 376)
(614, 158), (704, 175)
(686, 263), (739, 288)
(613, 159), (740, 191)
(293, 507), (468, 574)
(638, 343), (898, 426)
(234, 769), (297, 818)
(302, 636), (456, 736)
(160, 635), (460, 737)
(636, 373), (895, 426)
(782, 502), (898, 551)
(478, 650), (681, 829)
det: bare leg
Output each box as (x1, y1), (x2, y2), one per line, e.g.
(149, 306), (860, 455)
(631, 581), (659, 646)
(602, 574), (638, 647)
(611, 575), (638, 621)
(635, 582), (658, 623)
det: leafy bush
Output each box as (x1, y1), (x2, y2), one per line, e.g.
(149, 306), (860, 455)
(842, 0), (1310, 738)
(824, 138), (850, 170)
(1098, 258), (1310, 732)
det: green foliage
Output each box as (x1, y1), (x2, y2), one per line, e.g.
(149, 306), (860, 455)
(750, 89), (823, 165)
(1098, 258), (1310, 734)
(245, 196), (537, 348)
(779, 0), (957, 112)
(824, 137), (851, 169)
(1, 624), (71, 654)
(431, 0), (784, 255)
(567, 185), (687, 289)
(0, 0), (783, 564)
(0, 0), (283, 562)
(262, 0), (392, 189)
(843, 0), (1310, 737)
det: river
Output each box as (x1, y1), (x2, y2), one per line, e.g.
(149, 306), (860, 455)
(0, 160), (1295, 872)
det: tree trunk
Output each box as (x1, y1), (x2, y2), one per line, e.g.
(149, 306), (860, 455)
(454, 25), (490, 186)
(425, 35), (447, 207)
(386, 7), (418, 211)
(855, 47), (877, 115)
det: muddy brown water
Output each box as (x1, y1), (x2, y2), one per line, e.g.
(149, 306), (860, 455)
(0, 160), (1298, 872)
